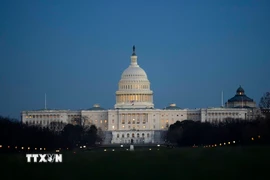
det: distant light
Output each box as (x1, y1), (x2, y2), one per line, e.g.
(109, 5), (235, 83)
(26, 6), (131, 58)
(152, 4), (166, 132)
(126, 149), (129, 151)
(112, 149), (115, 151)
(233, 141), (235, 143)
(28, 147), (30, 150)
(212, 145), (214, 147)
(21, 147), (24, 149)
(251, 137), (254, 141)
(149, 148), (151, 151)
(258, 135), (261, 139)
(220, 143), (222, 146)
(56, 150), (60, 153)
(215, 144), (217, 147)
(224, 143), (226, 145)
(0, 145), (2, 148)
(83, 145), (86, 148)
(157, 149), (159, 150)
(35, 148), (37, 150)
(228, 142), (230, 145)
(104, 149), (107, 151)
(44, 148), (46, 150)
(8, 146), (10, 148)
(40, 148), (42, 150)
(80, 146), (82, 149)
(67, 148), (69, 150)
(157, 144), (160, 147)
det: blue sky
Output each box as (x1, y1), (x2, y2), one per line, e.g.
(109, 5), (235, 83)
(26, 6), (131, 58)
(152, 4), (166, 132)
(1, 0), (270, 119)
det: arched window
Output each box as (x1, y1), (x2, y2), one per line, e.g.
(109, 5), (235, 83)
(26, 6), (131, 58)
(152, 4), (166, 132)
(127, 133), (130, 138)
(142, 133), (144, 137)
(122, 134), (124, 138)
(137, 133), (140, 138)
(117, 134), (119, 138)
(132, 133), (135, 138)
(147, 133), (150, 138)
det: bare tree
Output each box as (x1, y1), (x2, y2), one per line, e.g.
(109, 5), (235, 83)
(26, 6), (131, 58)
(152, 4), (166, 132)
(259, 92), (270, 109)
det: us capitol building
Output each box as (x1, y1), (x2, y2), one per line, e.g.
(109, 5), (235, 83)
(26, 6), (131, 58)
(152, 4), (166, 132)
(21, 46), (262, 144)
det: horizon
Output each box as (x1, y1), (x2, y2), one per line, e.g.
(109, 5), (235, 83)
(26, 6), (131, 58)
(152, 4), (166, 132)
(1, 0), (269, 119)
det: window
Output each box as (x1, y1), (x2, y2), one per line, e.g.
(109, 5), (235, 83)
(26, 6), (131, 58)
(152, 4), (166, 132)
(137, 133), (140, 138)
(122, 119), (125, 124)
(127, 133), (130, 138)
(147, 133), (150, 138)
(100, 120), (102, 123)
(132, 133), (135, 138)
(122, 134), (124, 138)
(105, 120), (107, 123)
(112, 119), (114, 123)
(117, 134), (119, 138)
(143, 126), (145, 128)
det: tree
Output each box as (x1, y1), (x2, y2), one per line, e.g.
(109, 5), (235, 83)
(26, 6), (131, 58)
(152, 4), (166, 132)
(259, 92), (270, 109)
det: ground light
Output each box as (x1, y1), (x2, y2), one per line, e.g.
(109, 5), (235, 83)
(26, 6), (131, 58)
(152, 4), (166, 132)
(149, 148), (151, 151)
(233, 141), (235, 143)
(112, 149), (115, 151)
(0, 145), (2, 148)
(126, 149), (129, 151)
(157, 144), (160, 147)
(21, 147), (24, 149)
(28, 147), (30, 150)
(104, 149), (107, 151)
(120, 145), (123, 147)
(83, 145), (86, 148)
(251, 137), (254, 141)
(40, 148), (42, 150)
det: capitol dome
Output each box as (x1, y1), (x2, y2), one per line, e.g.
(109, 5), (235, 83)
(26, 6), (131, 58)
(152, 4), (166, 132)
(114, 46), (154, 109)
(121, 66), (148, 80)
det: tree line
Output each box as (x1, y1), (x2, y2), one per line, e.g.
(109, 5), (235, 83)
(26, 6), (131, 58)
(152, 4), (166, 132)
(0, 116), (103, 151)
(166, 116), (270, 147)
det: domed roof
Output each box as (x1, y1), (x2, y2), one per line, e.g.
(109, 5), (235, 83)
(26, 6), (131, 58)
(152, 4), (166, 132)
(88, 104), (106, 111)
(121, 66), (148, 80)
(164, 103), (181, 110)
(237, 86), (244, 93)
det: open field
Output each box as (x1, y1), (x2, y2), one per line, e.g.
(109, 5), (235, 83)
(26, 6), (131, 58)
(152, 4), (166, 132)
(1, 146), (269, 180)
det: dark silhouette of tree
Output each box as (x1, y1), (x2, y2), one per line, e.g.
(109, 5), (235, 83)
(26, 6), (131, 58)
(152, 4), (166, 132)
(0, 116), (102, 152)
(259, 92), (270, 109)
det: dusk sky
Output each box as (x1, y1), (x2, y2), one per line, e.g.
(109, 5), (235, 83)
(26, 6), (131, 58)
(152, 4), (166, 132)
(1, 0), (270, 119)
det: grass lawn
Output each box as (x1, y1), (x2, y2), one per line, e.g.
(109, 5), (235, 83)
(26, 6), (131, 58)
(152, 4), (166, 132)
(0, 146), (269, 180)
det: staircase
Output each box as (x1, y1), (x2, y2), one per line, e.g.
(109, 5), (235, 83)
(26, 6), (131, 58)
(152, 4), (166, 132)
(103, 131), (112, 145)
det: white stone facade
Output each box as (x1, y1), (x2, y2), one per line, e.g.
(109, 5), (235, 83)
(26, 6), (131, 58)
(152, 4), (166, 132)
(21, 46), (262, 144)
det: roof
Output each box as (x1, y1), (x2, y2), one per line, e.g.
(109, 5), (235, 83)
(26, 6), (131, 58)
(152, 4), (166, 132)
(163, 103), (181, 110)
(87, 104), (106, 111)
(228, 94), (254, 102)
